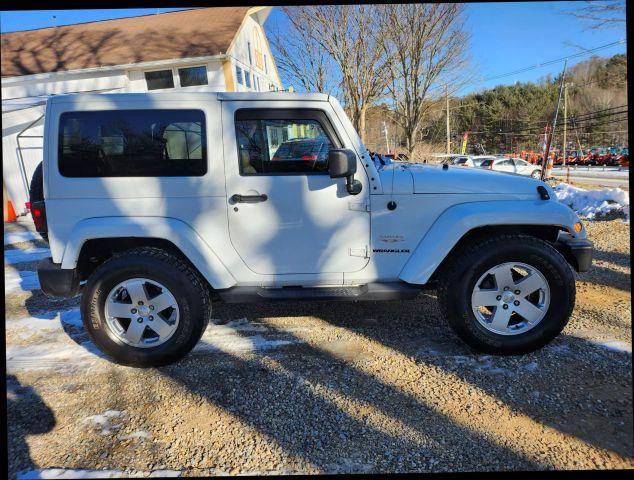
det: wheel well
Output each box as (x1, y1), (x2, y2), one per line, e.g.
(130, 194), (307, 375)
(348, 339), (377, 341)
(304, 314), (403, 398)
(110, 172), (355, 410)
(426, 224), (565, 287)
(76, 237), (203, 285)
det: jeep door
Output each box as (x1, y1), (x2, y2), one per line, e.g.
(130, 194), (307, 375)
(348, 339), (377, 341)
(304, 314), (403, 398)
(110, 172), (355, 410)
(221, 103), (371, 277)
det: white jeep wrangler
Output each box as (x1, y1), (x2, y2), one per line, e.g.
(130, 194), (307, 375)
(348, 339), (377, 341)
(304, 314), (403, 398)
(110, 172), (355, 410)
(34, 92), (592, 367)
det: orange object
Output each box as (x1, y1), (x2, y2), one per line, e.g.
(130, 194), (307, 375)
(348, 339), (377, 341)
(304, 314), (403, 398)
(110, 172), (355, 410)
(5, 200), (17, 222)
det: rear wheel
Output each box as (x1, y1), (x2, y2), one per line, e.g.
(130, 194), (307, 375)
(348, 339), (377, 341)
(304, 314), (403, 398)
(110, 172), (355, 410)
(28, 162), (47, 241)
(438, 234), (575, 354)
(81, 247), (211, 367)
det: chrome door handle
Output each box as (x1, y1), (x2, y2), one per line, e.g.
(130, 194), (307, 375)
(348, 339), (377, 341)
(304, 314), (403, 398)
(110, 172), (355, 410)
(231, 194), (268, 203)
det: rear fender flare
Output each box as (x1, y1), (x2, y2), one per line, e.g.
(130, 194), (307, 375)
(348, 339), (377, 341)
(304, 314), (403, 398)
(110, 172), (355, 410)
(60, 216), (236, 289)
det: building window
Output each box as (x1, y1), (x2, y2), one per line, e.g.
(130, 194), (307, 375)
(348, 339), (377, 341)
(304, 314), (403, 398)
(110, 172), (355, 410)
(236, 66), (243, 85)
(254, 75), (259, 91)
(145, 69), (174, 90)
(264, 54), (268, 74)
(59, 109), (207, 177)
(247, 41), (252, 65)
(245, 71), (251, 88)
(269, 83), (275, 92)
(178, 65), (208, 87)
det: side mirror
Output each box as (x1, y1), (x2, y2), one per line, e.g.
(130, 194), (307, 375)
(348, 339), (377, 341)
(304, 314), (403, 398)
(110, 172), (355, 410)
(328, 149), (362, 195)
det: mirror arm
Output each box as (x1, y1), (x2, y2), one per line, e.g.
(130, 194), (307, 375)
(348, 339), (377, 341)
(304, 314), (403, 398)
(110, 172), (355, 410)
(345, 175), (362, 195)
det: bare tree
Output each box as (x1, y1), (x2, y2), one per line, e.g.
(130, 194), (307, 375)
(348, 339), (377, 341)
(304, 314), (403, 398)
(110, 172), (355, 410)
(380, 3), (470, 157)
(269, 8), (339, 95)
(287, 5), (391, 142)
(561, 1), (625, 30)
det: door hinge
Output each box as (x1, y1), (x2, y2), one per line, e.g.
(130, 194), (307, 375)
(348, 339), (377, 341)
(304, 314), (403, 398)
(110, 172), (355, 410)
(349, 202), (370, 212)
(349, 245), (370, 258)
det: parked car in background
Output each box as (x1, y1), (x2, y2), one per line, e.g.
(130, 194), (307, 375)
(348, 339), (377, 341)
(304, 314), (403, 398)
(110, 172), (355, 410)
(384, 152), (409, 162)
(444, 155), (493, 168)
(480, 157), (542, 178)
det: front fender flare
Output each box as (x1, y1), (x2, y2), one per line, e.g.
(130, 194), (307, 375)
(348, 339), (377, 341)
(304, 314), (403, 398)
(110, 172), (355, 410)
(399, 199), (581, 285)
(60, 216), (236, 289)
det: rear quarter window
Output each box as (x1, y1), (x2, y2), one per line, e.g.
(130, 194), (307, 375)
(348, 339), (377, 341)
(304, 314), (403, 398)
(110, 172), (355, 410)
(58, 109), (207, 177)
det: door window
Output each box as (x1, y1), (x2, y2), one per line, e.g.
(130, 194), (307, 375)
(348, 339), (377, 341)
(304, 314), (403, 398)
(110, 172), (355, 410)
(235, 110), (339, 175)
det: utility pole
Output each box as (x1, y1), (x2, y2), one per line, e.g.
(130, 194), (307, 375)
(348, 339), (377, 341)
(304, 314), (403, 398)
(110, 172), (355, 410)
(382, 121), (390, 154)
(562, 82), (570, 167)
(445, 84), (451, 154)
(541, 60), (567, 181)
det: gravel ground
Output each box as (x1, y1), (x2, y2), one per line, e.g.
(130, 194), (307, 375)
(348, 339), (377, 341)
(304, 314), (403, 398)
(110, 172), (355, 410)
(5, 216), (632, 477)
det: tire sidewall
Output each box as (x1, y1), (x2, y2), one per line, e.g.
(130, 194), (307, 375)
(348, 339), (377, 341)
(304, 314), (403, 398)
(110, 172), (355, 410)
(447, 241), (574, 354)
(81, 254), (205, 366)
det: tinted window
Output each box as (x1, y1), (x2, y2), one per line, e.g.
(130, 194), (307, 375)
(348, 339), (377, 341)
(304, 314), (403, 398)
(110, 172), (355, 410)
(145, 70), (174, 90)
(178, 66), (208, 87)
(480, 159), (493, 167)
(245, 71), (251, 88)
(235, 111), (337, 175)
(59, 110), (206, 177)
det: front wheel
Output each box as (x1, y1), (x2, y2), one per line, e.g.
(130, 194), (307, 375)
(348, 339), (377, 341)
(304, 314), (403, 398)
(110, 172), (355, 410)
(530, 169), (541, 179)
(81, 247), (211, 367)
(438, 234), (575, 354)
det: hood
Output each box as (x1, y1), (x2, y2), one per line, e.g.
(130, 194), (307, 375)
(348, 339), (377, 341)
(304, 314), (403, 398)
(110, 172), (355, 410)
(396, 163), (547, 195)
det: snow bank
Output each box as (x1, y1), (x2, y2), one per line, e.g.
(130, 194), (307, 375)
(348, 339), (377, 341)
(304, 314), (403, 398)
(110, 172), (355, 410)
(554, 182), (629, 221)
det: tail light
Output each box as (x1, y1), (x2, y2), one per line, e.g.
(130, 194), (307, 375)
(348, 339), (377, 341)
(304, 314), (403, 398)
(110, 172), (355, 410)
(301, 155), (317, 161)
(31, 200), (47, 234)
(489, 162), (493, 170)
(25, 201), (31, 212)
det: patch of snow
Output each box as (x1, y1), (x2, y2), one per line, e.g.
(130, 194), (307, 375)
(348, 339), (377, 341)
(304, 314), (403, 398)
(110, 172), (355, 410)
(597, 340), (632, 354)
(119, 430), (151, 441)
(18, 470), (182, 479)
(4, 269), (40, 293)
(4, 230), (40, 245)
(554, 182), (629, 220)
(193, 320), (297, 354)
(451, 355), (512, 375)
(194, 333), (295, 355)
(213, 317), (269, 332)
(82, 410), (125, 435)
(5, 340), (104, 373)
(4, 247), (50, 264)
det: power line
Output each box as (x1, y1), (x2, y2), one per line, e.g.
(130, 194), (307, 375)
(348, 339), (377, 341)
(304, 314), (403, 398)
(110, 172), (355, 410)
(431, 39), (626, 96)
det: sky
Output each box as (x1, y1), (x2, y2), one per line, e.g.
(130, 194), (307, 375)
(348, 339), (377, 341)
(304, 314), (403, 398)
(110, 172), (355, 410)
(0, 2), (627, 96)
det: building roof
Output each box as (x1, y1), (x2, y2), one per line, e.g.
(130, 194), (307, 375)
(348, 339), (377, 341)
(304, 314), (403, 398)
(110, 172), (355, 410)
(1, 7), (251, 78)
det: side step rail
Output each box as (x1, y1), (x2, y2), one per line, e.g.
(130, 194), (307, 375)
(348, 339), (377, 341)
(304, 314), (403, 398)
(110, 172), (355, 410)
(217, 282), (421, 304)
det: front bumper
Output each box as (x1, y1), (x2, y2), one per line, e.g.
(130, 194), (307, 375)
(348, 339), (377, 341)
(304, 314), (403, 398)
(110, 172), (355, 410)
(555, 233), (593, 272)
(37, 258), (80, 297)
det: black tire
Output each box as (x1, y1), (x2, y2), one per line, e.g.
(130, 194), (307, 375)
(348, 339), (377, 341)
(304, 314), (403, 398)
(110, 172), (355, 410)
(438, 234), (575, 355)
(28, 162), (48, 241)
(80, 247), (211, 367)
